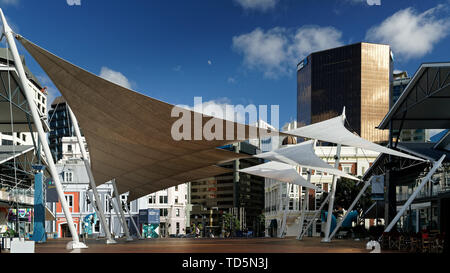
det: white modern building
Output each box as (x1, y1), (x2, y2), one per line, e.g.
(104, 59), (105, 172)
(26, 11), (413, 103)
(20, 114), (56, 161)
(136, 184), (188, 237)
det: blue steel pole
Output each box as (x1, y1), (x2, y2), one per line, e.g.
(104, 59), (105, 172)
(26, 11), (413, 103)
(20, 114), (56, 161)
(31, 165), (46, 243)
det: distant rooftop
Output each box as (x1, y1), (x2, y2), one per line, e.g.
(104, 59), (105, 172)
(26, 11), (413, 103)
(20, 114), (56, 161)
(51, 96), (67, 108)
(0, 47), (43, 90)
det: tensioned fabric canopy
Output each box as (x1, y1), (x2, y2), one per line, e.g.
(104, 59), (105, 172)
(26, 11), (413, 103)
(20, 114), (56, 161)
(239, 161), (320, 191)
(255, 140), (359, 181)
(285, 114), (425, 162)
(17, 36), (281, 201)
(378, 63), (450, 130)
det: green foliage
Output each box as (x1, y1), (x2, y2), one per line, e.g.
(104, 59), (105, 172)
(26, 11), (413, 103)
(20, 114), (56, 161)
(320, 178), (373, 211)
(335, 178), (373, 210)
(223, 213), (240, 232)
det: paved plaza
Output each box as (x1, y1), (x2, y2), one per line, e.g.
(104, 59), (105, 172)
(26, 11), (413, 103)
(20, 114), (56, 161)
(26, 237), (384, 253)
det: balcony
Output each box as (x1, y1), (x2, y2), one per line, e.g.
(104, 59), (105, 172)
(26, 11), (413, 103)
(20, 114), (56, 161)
(0, 184), (34, 206)
(397, 184), (450, 202)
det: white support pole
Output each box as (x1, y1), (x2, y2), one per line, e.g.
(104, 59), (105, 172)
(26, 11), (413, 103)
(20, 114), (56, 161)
(0, 9), (86, 249)
(277, 183), (284, 238)
(298, 191), (330, 240)
(111, 179), (133, 241)
(329, 180), (371, 240)
(297, 171), (311, 240)
(108, 195), (132, 241)
(67, 106), (116, 244)
(123, 200), (143, 239)
(280, 183), (292, 238)
(322, 143), (342, 243)
(384, 155), (445, 233)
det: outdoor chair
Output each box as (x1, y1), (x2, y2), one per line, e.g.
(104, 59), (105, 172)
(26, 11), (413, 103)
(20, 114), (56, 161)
(388, 233), (400, 250)
(421, 233), (431, 253)
(409, 236), (419, 253)
(380, 233), (390, 250)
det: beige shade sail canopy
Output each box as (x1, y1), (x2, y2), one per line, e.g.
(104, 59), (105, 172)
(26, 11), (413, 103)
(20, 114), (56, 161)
(17, 36), (280, 201)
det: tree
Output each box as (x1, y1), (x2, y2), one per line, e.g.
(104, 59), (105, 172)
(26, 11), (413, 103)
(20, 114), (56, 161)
(320, 178), (373, 212)
(223, 213), (240, 234)
(335, 178), (374, 211)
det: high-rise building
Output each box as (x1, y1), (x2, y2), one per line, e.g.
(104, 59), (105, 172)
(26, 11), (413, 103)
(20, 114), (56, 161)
(190, 142), (265, 236)
(297, 42), (392, 143)
(48, 96), (74, 161)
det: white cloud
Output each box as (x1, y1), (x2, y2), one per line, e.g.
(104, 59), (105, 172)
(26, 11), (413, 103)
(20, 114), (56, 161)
(0, 0), (19, 6)
(234, 0), (278, 12)
(366, 5), (450, 60)
(99, 67), (132, 89)
(207, 60), (212, 65)
(173, 65), (182, 72)
(177, 98), (245, 122)
(232, 26), (343, 78)
(228, 77), (236, 84)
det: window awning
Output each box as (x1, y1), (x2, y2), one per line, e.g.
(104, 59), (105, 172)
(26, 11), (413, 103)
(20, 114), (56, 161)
(239, 161), (320, 191)
(255, 140), (360, 181)
(17, 36), (280, 201)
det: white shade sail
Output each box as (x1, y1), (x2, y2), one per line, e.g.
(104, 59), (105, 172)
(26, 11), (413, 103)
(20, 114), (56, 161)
(256, 140), (360, 181)
(239, 161), (320, 191)
(286, 114), (425, 162)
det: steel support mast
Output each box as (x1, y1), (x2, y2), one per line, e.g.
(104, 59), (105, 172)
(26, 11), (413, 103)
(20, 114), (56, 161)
(111, 179), (133, 241)
(67, 106), (116, 244)
(0, 8), (86, 249)
(322, 108), (345, 243)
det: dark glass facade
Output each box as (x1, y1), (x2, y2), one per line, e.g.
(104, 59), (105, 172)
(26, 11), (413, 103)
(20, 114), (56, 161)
(297, 42), (391, 143)
(48, 97), (74, 161)
(190, 142), (265, 234)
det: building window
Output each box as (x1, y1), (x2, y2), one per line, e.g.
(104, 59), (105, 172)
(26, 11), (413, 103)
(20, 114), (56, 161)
(105, 197), (111, 213)
(175, 185), (178, 191)
(68, 145), (72, 152)
(176, 208), (180, 217)
(65, 195), (74, 209)
(160, 208), (168, 217)
(159, 195), (168, 204)
(64, 171), (73, 182)
(2, 140), (13, 145)
(344, 167), (351, 174)
(176, 222), (180, 235)
(175, 196), (179, 204)
(148, 196), (155, 204)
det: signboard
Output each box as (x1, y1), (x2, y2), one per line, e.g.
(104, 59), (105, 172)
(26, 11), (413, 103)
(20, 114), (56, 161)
(370, 175), (385, 201)
(297, 57), (308, 71)
(143, 224), (159, 238)
(139, 209), (160, 224)
(45, 178), (59, 203)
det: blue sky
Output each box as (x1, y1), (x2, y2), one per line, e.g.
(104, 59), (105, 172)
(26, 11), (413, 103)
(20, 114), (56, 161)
(1, 0), (450, 128)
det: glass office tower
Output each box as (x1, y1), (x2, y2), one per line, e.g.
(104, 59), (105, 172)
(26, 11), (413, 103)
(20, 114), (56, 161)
(297, 42), (392, 143)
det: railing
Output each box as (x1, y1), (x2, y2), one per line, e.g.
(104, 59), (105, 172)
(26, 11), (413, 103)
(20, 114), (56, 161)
(0, 182), (34, 205)
(397, 184), (450, 202)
